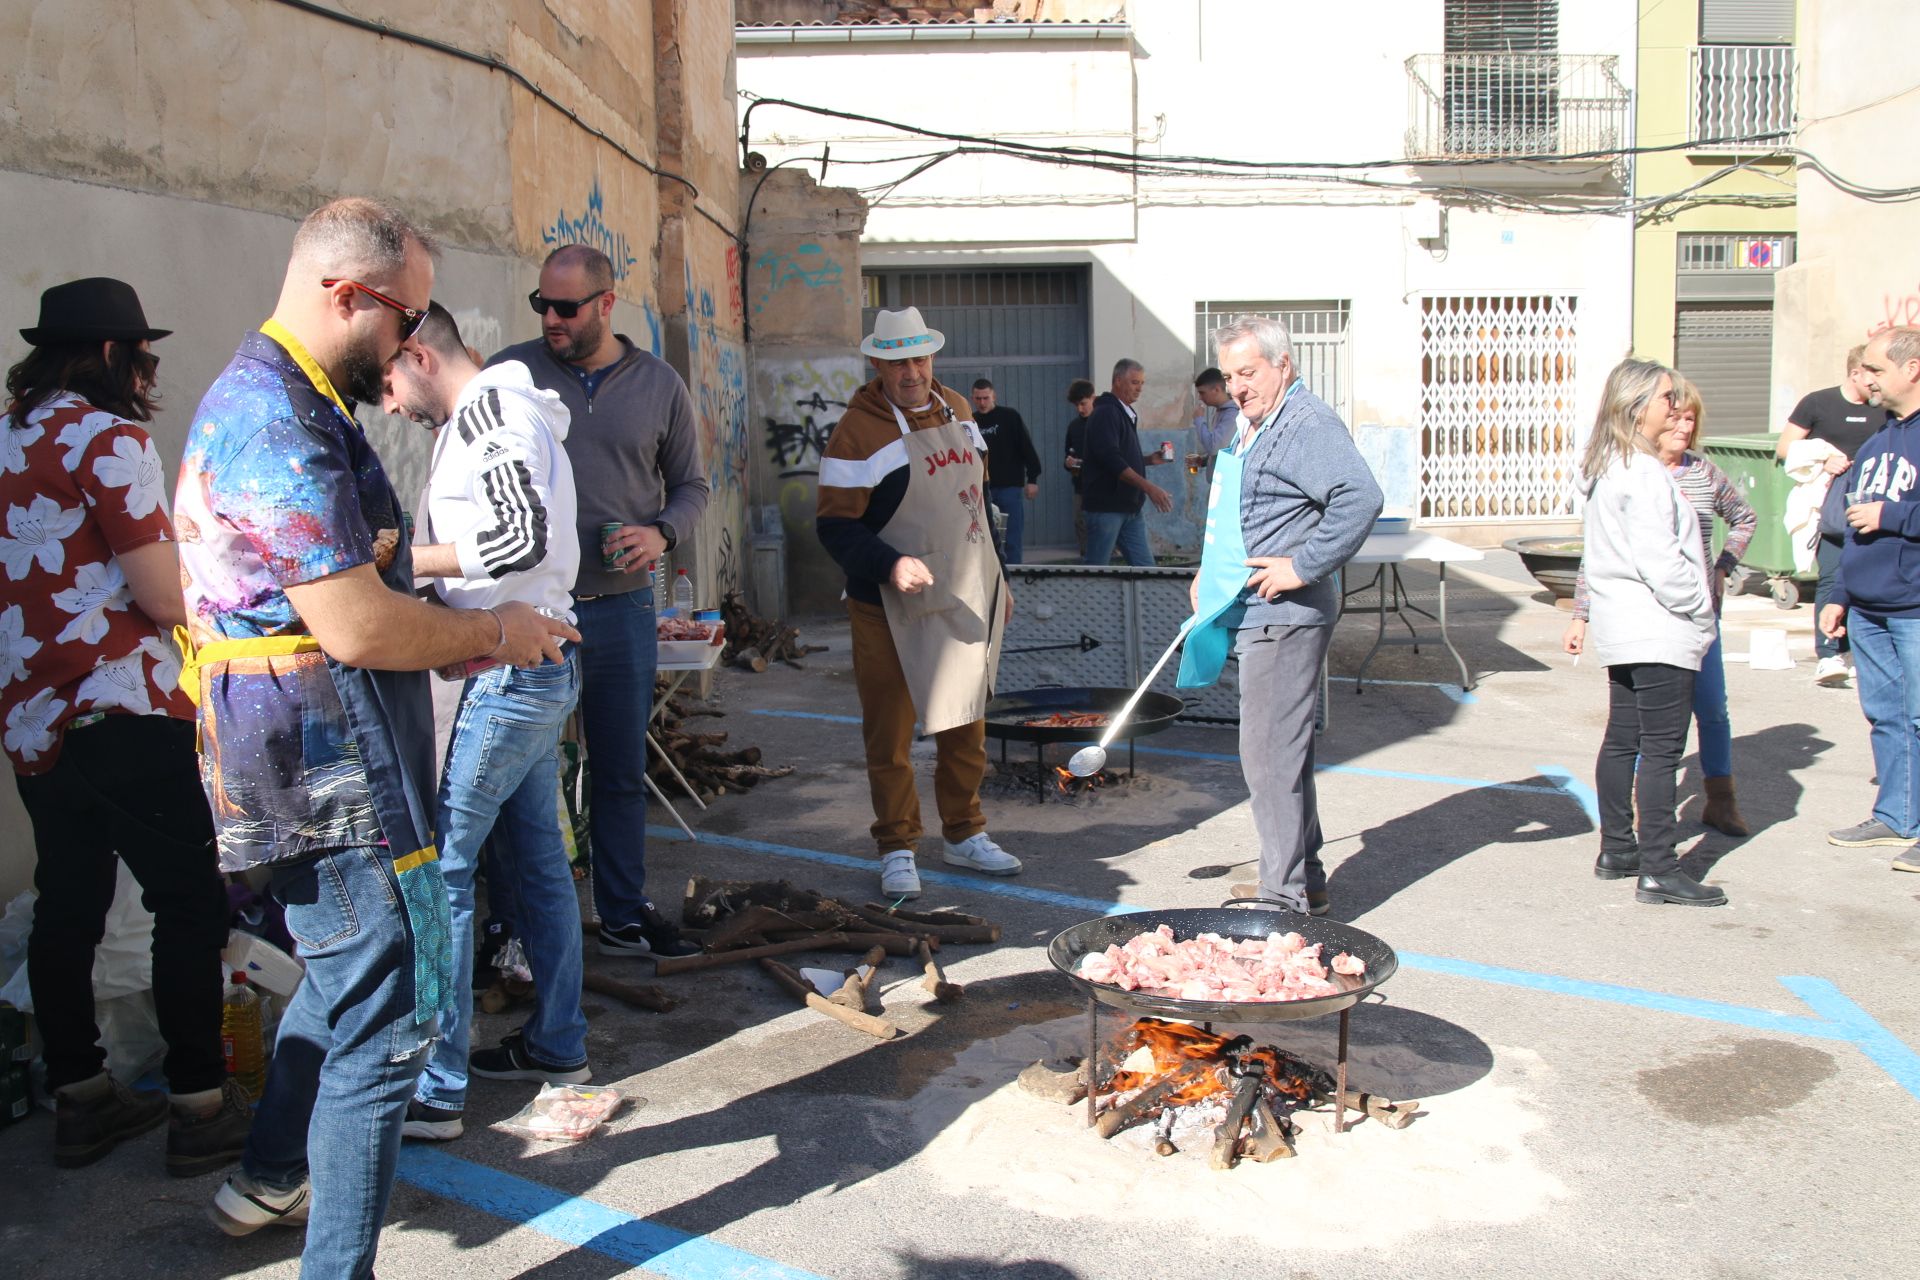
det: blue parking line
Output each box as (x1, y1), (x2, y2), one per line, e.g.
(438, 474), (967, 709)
(1534, 764), (1601, 824)
(745, 711), (1580, 804)
(397, 1145), (829, 1280)
(655, 826), (1920, 1101)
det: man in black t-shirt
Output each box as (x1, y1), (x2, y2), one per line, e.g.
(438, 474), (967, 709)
(1778, 344), (1893, 684)
(971, 379), (1043, 563)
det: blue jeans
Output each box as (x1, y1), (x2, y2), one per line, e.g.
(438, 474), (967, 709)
(990, 486), (1026, 565)
(1084, 509), (1153, 566)
(574, 589), (658, 926)
(245, 846), (434, 1280)
(418, 650), (586, 1110)
(1847, 608), (1920, 837)
(1693, 627), (1732, 780)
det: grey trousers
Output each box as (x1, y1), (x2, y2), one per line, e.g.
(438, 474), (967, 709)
(1237, 622), (1331, 911)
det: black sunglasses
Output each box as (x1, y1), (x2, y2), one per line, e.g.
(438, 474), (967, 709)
(528, 289), (609, 319)
(322, 278), (428, 341)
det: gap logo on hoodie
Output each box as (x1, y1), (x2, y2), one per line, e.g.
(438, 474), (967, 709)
(1855, 449), (1917, 505)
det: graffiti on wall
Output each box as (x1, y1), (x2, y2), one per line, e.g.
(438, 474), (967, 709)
(693, 334), (750, 598)
(752, 243), (843, 313)
(725, 244), (745, 330)
(761, 361), (864, 480)
(1868, 281), (1920, 338)
(541, 178), (638, 284)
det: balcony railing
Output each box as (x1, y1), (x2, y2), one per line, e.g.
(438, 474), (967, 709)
(1690, 45), (1795, 145)
(1406, 53), (1630, 160)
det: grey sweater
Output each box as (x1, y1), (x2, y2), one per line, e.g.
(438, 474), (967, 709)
(490, 336), (710, 597)
(1233, 383), (1384, 629)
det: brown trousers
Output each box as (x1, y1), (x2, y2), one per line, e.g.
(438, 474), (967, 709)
(847, 597), (987, 854)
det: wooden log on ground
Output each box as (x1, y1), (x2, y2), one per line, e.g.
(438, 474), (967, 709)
(583, 970), (680, 1014)
(761, 930), (926, 956)
(917, 938), (964, 1004)
(702, 905), (845, 952)
(682, 877), (830, 926)
(843, 902), (1000, 945)
(828, 945), (887, 1011)
(760, 959), (899, 1040)
(653, 932), (857, 976)
(862, 902), (993, 929)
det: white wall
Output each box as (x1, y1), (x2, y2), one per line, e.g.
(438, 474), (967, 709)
(738, 0), (1640, 543)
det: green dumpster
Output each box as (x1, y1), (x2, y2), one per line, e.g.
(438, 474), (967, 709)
(1702, 433), (1812, 608)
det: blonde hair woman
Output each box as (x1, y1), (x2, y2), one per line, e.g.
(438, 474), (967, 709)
(1565, 359), (1725, 906)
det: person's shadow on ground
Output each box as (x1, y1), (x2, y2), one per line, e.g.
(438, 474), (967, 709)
(1678, 722), (1831, 880)
(1324, 773), (1595, 919)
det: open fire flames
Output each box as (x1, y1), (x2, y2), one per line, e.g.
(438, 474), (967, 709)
(1084, 1018), (1418, 1170)
(984, 760), (1123, 802)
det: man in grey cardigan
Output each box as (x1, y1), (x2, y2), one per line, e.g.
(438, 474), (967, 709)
(490, 245), (710, 959)
(1206, 316), (1382, 915)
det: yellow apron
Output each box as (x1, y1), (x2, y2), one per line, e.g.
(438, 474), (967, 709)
(876, 398), (1007, 735)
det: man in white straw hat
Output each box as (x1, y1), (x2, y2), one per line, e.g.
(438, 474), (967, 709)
(816, 307), (1021, 898)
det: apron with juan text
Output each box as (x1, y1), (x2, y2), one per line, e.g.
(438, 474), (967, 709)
(876, 399), (1007, 734)
(1177, 383), (1300, 688)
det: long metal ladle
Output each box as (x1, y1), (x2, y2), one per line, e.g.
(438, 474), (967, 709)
(1066, 618), (1194, 777)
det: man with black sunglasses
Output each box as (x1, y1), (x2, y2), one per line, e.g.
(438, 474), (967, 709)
(490, 244), (710, 959)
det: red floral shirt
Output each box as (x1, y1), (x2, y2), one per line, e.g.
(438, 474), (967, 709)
(0, 391), (192, 774)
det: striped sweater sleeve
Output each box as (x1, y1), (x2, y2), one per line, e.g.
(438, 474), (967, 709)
(816, 397), (913, 585)
(451, 388), (553, 581)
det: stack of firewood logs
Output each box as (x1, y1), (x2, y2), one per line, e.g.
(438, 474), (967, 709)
(720, 590), (827, 673)
(648, 693), (793, 802)
(662, 877), (998, 1037)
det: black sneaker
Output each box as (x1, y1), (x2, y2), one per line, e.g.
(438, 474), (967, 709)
(597, 902), (700, 959)
(166, 1079), (252, 1178)
(54, 1073), (167, 1169)
(1827, 819), (1916, 848)
(469, 1030), (591, 1085)
(400, 1098), (464, 1141)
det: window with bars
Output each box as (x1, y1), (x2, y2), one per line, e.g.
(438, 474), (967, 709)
(1194, 302), (1352, 427)
(872, 270), (1083, 309)
(1439, 0), (1562, 155)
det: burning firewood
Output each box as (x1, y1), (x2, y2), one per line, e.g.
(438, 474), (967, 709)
(721, 590), (827, 673)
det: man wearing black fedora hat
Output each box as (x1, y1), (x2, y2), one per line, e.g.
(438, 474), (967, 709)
(4, 276), (250, 1177)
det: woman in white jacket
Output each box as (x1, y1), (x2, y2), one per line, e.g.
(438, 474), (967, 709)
(1567, 359), (1726, 907)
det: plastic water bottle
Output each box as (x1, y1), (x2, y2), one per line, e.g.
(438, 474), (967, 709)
(672, 568), (696, 615)
(221, 970), (267, 1101)
(654, 555), (668, 601)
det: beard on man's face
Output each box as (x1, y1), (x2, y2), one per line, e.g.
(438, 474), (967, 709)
(341, 327), (396, 406)
(546, 311), (605, 364)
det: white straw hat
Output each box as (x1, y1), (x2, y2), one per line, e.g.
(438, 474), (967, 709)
(860, 306), (945, 359)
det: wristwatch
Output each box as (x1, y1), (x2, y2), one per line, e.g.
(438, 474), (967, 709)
(652, 520), (678, 552)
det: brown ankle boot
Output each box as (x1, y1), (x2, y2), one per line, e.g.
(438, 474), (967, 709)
(1701, 776), (1749, 837)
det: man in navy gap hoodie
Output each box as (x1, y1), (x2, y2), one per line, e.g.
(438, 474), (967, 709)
(1820, 326), (1920, 872)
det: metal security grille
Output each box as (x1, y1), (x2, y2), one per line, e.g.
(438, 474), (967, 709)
(1419, 295), (1579, 522)
(1195, 302), (1352, 426)
(1676, 231), (1796, 272)
(864, 267), (1090, 552)
(1675, 304), (1774, 436)
(1691, 45), (1796, 142)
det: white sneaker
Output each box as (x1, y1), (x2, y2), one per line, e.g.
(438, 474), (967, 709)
(208, 1171), (311, 1236)
(880, 850), (922, 899)
(1815, 656), (1851, 687)
(942, 832), (1022, 876)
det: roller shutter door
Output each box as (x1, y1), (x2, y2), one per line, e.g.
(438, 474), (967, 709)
(1675, 304), (1774, 436)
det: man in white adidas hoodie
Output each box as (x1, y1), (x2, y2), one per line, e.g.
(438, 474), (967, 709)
(379, 303), (589, 1140)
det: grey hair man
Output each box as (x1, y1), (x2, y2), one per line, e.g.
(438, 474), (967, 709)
(1180, 313), (1382, 914)
(489, 244), (710, 959)
(1818, 326), (1920, 872)
(1082, 357), (1173, 565)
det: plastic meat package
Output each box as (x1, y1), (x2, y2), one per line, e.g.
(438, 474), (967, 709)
(496, 1083), (627, 1141)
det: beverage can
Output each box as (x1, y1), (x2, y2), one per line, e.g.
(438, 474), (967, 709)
(1161, 440), (1175, 461)
(401, 512), (414, 542)
(600, 522), (625, 569)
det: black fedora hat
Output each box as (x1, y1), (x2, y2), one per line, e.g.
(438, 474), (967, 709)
(20, 277), (171, 345)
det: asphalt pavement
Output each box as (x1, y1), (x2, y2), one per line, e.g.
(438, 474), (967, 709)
(1, 551), (1914, 1280)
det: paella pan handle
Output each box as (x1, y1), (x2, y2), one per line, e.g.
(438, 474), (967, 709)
(1219, 896), (1299, 913)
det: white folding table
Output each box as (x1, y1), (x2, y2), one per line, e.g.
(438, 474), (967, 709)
(647, 643), (724, 839)
(1340, 530), (1486, 693)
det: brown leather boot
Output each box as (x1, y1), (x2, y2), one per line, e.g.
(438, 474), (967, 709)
(1700, 776), (1749, 837)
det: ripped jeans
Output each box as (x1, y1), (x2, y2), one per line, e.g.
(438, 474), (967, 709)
(244, 845), (436, 1280)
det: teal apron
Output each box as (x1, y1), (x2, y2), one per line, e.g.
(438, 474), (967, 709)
(1177, 383), (1298, 689)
